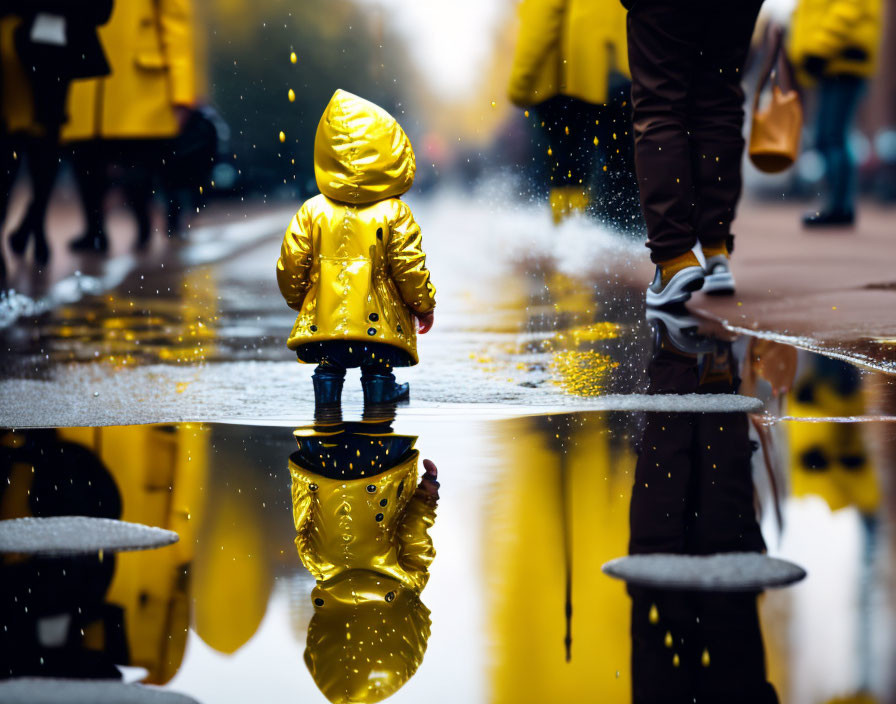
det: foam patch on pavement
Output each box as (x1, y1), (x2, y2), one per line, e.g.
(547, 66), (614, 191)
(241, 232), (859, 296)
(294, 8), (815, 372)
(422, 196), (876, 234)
(0, 517), (178, 555)
(602, 552), (807, 591)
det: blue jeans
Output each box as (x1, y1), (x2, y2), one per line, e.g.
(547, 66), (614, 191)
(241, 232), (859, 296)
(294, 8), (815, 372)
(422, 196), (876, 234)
(815, 75), (866, 214)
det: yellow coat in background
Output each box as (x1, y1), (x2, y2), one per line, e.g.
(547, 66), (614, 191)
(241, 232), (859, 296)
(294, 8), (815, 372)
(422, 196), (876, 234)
(508, 0), (630, 107)
(277, 90), (436, 364)
(61, 0), (197, 140)
(788, 0), (882, 81)
(0, 17), (36, 135)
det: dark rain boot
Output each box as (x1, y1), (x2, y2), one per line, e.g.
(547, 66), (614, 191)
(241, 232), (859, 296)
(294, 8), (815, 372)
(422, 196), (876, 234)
(312, 370), (344, 423)
(70, 230), (109, 253)
(361, 373), (409, 406)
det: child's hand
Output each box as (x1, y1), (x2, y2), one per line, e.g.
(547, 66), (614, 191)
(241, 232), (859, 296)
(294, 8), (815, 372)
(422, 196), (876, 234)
(419, 459), (439, 499)
(415, 310), (434, 334)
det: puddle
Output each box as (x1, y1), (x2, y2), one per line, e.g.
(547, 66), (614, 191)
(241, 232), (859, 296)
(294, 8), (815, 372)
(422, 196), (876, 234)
(3, 313), (896, 703)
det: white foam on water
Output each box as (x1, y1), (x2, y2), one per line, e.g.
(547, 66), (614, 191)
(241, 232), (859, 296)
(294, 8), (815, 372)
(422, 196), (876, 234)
(0, 517), (178, 555)
(0, 679), (198, 704)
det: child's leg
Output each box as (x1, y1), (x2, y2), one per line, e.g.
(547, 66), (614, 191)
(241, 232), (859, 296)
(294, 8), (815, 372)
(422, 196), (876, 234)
(360, 356), (408, 405)
(311, 360), (346, 409)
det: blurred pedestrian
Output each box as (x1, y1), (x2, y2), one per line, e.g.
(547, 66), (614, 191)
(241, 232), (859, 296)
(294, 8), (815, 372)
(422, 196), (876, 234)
(626, 0), (763, 306)
(789, 0), (882, 227)
(62, 0), (197, 253)
(508, 0), (635, 227)
(1, 1), (112, 267)
(277, 91), (437, 410)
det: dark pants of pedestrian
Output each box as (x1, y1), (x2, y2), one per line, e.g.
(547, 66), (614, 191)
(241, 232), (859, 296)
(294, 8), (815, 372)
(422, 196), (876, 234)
(630, 588), (779, 704)
(628, 338), (765, 556)
(297, 341), (411, 385)
(626, 0), (763, 263)
(70, 139), (170, 248)
(532, 90), (641, 232)
(815, 75), (866, 215)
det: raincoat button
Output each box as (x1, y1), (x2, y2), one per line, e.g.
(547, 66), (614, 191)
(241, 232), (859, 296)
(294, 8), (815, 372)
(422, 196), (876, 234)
(310, 324), (318, 332)
(396, 325), (402, 334)
(375, 513), (384, 522)
(385, 591), (395, 602)
(314, 597), (324, 606)
(376, 227), (383, 240)
(366, 484), (376, 493)
(368, 312), (379, 322)
(309, 483), (318, 492)
(367, 327), (376, 336)
(379, 498), (387, 507)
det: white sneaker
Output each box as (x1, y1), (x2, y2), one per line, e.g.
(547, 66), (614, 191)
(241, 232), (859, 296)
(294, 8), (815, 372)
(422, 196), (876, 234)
(702, 254), (735, 296)
(646, 264), (705, 307)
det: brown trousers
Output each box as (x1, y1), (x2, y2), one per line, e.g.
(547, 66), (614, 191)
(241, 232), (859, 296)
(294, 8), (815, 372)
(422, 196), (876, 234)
(627, 0), (763, 263)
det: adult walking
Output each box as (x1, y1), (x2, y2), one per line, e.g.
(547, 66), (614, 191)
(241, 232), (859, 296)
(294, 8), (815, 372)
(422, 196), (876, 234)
(508, 0), (634, 227)
(62, 0), (197, 253)
(625, 0), (764, 305)
(1, 0), (112, 267)
(790, 0), (882, 227)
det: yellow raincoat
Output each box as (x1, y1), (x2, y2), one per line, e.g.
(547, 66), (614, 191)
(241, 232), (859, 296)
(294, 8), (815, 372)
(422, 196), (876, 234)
(788, 0), (882, 82)
(277, 90), (436, 364)
(508, 0), (630, 107)
(61, 0), (197, 140)
(0, 17), (36, 135)
(290, 424), (437, 703)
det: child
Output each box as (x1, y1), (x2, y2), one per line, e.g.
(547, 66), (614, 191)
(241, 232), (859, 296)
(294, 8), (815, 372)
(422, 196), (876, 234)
(276, 89), (437, 408)
(289, 421), (439, 703)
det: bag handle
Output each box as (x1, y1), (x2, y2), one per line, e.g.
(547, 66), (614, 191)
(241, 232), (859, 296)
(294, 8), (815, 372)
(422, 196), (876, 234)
(752, 24), (796, 112)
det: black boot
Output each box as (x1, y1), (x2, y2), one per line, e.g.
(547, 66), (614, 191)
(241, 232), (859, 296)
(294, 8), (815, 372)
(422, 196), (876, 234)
(70, 231), (109, 253)
(312, 372), (344, 406)
(802, 209), (854, 228)
(8, 211), (34, 256)
(361, 373), (409, 405)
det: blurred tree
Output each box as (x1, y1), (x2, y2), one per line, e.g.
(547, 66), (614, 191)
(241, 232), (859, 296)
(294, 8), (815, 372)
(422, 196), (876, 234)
(200, 0), (421, 196)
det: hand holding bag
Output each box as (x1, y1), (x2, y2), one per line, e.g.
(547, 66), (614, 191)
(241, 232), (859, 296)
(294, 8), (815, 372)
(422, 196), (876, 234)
(749, 32), (803, 174)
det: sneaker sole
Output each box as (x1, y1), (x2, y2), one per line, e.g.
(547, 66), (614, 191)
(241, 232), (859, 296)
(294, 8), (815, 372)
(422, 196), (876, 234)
(646, 267), (705, 308)
(703, 270), (736, 296)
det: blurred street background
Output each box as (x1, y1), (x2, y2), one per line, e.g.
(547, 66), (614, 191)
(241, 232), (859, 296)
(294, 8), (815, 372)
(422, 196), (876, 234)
(3, 2), (896, 704)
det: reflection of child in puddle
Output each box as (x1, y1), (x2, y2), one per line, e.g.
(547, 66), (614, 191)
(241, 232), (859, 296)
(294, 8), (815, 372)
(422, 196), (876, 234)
(276, 90), (437, 410)
(289, 423), (439, 703)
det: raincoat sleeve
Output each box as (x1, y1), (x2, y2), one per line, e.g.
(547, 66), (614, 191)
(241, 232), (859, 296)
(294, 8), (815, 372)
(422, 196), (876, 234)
(159, 0), (197, 106)
(508, 0), (567, 107)
(290, 471), (314, 564)
(396, 485), (437, 592)
(387, 201), (437, 315)
(277, 204), (314, 312)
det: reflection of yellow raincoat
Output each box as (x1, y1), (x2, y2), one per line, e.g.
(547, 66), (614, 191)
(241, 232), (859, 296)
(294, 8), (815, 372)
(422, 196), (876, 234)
(290, 425), (437, 703)
(276, 90), (436, 364)
(62, 0), (197, 140)
(508, 0), (630, 107)
(788, 0), (882, 81)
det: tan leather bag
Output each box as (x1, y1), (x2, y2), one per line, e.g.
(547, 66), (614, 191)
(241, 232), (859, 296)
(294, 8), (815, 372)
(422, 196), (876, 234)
(749, 41), (803, 174)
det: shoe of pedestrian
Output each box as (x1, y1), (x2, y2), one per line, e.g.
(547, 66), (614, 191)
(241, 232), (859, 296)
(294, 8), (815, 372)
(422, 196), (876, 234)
(802, 209), (854, 228)
(8, 221), (31, 256)
(646, 306), (716, 356)
(361, 374), (410, 406)
(70, 232), (109, 253)
(646, 251), (704, 308)
(701, 246), (735, 296)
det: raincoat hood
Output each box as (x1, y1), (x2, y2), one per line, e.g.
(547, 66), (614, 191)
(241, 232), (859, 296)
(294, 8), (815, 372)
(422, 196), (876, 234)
(314, 89), (416, 205)
(304, 571), (430, 704)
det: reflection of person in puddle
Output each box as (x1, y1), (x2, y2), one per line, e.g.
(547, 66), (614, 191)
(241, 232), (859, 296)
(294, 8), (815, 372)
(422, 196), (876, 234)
(627, 321), (778, 703)
(289, 421), (439, 703)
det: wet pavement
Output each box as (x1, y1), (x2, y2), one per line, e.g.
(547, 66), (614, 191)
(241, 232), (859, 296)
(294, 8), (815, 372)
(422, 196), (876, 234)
(3, 191), (896, 703)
